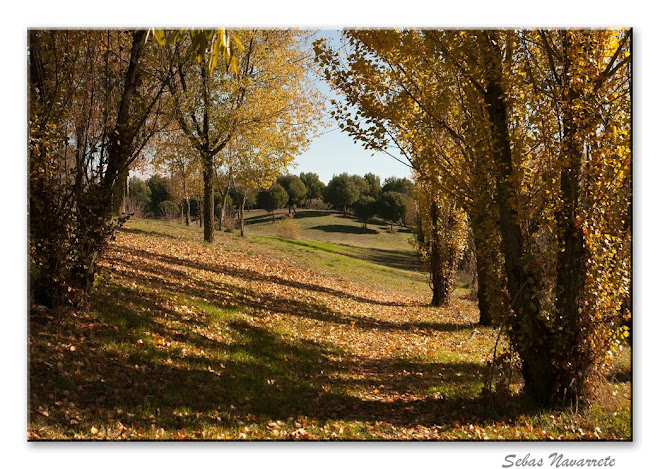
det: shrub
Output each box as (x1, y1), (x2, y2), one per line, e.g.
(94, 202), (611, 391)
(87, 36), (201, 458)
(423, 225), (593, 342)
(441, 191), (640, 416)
(307, 198), (329, 210)
(160, 200), (180, 220)
(275, 215), (301, 239)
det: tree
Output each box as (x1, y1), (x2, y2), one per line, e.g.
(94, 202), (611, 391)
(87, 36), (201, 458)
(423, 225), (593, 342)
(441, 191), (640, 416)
(227, 137), (298, 236)
(29, 29), (174, 306)
(127, 176), (151, 217)
(353, 196), (377, 229)
(299, 172), (326, 204)
(165, 29), (324, 243)
(382, 176), (414, 197)
(350, 174), (370, 199)
(278, 175), (308, 214)
(146, 175), (173, 217)
(363, 173), (382, 198)
(376, 192), (407, 232)
(324, 173), (360, 214)
(257, 184), (289, 222)
(411, 180), (468, 306)
(315, 28), (631, 407)
(315, 29), (496, 320)
(150, 127), (201, 225)
(214, 169), (233, 231)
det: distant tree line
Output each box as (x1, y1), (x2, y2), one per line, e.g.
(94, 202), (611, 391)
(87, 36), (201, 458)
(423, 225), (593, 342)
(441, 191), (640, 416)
(130, 171), (417, 232)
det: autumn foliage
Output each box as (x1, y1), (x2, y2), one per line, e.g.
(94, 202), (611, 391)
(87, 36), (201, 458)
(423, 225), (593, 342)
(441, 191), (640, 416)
(315, 29), (631, 408)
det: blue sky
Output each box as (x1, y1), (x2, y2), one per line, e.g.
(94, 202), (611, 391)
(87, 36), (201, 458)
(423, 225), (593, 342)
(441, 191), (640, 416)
(293, 30), (412, 183)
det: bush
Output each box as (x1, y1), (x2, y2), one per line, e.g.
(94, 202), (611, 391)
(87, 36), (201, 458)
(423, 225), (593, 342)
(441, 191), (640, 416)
(160, 200), (180, 220)
(307, 198), (329, 210)
(275, 215), (301, 239)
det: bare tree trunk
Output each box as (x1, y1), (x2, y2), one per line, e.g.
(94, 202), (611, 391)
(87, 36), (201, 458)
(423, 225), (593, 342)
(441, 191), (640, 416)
(202, 158), (214, 242)
(239, 198), (246, 237)
(198, 196), (203, 228)
(218, 179), (230, 231)
(182, 178), (190, 226)
(199, 57), (214, 243)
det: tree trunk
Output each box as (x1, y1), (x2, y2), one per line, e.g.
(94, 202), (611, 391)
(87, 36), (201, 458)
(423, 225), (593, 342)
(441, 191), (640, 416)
(429, 200), (448, 306)
(182, 179), (190, 226)
(472, 230), (503, 326)
(198, 196), (203, 227)
(218, 183), (229, 231)
(468, 191), (508, 326)
(199, 53), (214, 243)
(239, 199), (246, 237)
(553, 32), (587, 403)
(72, 30), (146, 296)
(102, 30), (146, 199)
(202, 154), (214, 242)
(479, 31), (554, 407)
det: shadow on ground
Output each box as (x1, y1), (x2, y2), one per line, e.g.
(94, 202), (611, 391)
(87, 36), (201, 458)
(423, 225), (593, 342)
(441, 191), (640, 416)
(30, 291), (501, 434)
(29, 241), (509, 437)
(312, 224), (378, 235)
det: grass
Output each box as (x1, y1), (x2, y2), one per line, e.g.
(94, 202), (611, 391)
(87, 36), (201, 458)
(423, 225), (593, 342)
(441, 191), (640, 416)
(243, 209), (429, 297)
(244, 209), (414, 250)
(28, 216), (631, 440)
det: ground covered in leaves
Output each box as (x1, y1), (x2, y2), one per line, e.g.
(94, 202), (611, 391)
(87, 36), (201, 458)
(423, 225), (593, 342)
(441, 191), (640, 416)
(29, 216), (631, 440)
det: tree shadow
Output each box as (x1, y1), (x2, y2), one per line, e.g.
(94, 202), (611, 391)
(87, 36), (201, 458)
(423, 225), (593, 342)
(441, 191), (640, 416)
(108, 245), (417, 307)
(30, 237), (532, 440)
(105, 251), (472, 335)
(244, 213), (277, 226)
(354, 246), (421, 272)
(312, 224), (378, 235)
(289, 210), (334, 219)
(30, 299), (512, 436)
(121, 227), (180, 240)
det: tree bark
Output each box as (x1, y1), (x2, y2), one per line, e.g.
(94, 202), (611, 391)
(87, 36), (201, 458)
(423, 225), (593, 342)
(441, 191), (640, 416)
(553, 32), (587, 402)
(218, 181), (230, 231)
(198, 196), (203, 227)
(479, 31), (554, 406)
(202, 153), (214, 242)
(467, 191), (508, 326)
(429, 199), (448, 306)
(112, 167), (129, 216)
(182, 178), (190, 226)
(239, 198), (246, 237)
